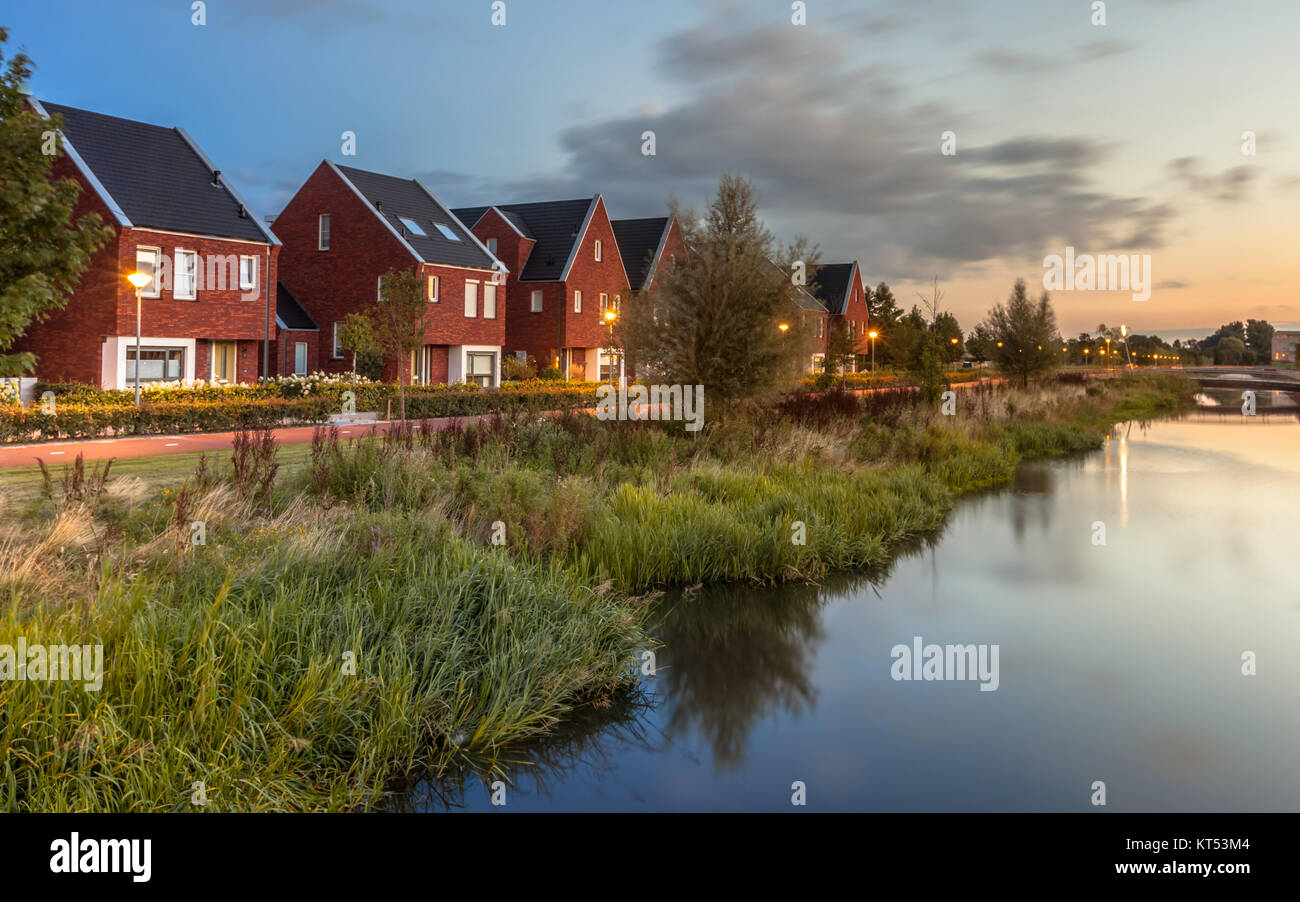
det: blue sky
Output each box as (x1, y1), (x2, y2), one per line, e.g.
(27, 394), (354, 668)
(8, 0), (1299, 334)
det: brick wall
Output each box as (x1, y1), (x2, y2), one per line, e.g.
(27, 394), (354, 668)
(275, 162), (503, 384)
(12, 155), (279, 386)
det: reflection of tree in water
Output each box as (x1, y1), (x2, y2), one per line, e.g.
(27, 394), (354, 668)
(653, 533), (943, 771)
(392, 528), (950, 805)
(1007, 462), (1060, 544)
(391, 690), (661, 811)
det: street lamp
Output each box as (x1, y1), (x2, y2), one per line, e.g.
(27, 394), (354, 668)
(126, 271), (153, 405)
(602, 306), (618, 387)
(868, 330), (878, 375)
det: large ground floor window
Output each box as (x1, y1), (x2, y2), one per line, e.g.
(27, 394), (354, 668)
(466, 351), (496, 388)
(598, 349), (623, 382)
(125, 346), (185, 383)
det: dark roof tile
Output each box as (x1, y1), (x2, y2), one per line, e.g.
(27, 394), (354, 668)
(39, 101), (271, 244)
(611, 217), (669, 291)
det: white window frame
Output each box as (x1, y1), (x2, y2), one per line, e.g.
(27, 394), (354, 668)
(464, 280), (479, 318)
(174, 249), (198, 300)
(333, 322), (344, 359)
(483, 282), (497, 319)
(377, 275), (384, 302)
(428, 275), (439, 302)
(531, 289), (543, 313)
(239, 255), (258, 291)
(574, 290), (582, 313)
(294, 342), (308, 376)
(318, 214), (330, 250)
(594, 239), (602, 262)
(599, 293), (608, 313)
(135, 246), (161, 298)
(487, 238), (498, 255)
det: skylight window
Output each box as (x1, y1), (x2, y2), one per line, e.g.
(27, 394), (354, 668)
(398, 217), (427, 237)
(434, 224), (461, 241)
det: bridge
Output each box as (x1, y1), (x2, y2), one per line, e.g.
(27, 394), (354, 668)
(1152, 366), (1300, 394)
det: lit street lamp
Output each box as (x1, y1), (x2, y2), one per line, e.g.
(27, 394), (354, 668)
(126, 271), (153, 405)
(602, 306), (618, 387)
(868, 330), (878, 375)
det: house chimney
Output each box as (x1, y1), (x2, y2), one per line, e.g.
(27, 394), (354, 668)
(211, 169), (221, 186)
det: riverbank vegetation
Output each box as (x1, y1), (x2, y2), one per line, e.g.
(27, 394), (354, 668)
(0, 371), (1195, 811)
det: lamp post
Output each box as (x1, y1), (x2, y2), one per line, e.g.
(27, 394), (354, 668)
(868, 330), (878, 375)
(126, 272), (153, 405)
(602, 306), (618, 387)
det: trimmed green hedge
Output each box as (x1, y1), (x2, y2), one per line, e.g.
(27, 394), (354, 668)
(0, 398), (334, 443)
(3, 381), (605, 443)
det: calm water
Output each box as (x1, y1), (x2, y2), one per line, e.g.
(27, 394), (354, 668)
(404, 412), (1300, 812)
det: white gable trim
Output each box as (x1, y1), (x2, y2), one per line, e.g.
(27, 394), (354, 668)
(30, 98), (132, 228)
(558, 195), (600, 282)
(327, 161), (423, 264)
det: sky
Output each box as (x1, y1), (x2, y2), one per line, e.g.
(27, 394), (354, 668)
(7, 0), (1298, 337)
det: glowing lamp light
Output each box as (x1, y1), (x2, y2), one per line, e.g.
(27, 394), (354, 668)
(127, 272), (152, 289)
(778, 322), (790, 333)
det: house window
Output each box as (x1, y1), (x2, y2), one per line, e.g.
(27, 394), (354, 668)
(294, 342), (308, 376)
(466, 351), (495, 388)
(427, 275), (439, 302)
(211, 340), (237, 383)
(125, 346), (185, 383)
(594, 239), (602, 262)
(239, 255), (258, 291)
(464, 280), (478, 318)
(599, 350), (621, 381)
(135, 247), (161, 297)
(377, 275), (384, 302)
(318, 214), (330, 250)
(574, 290), (582, 313)
(435, 224), (460, 241)
(174, 250), (198, 300)
(333, 323), (344, 359)
(531, 289), (543, 312)
(487, 238), (498, 255)
(398, 217), (427, 237)
(483, 283), (497, 319)
(599, 293), (609, 313)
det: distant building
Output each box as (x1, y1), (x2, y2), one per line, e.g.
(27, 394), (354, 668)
(1272, 331), (1300, 364)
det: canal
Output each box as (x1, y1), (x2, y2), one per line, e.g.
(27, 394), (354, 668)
(404, 409), (1300, 812)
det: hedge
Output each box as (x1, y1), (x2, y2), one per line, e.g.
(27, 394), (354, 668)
(3, 382), (605, 443)
(0, 398), (334, 443)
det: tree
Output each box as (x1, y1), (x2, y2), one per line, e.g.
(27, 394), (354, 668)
(338, 268), (427, 420)
(906, 277), (948, 403)
(822, 319), (858, 378)
(621, 174), (817, 400)
(932, 311), (964, 363)
(982, 279), (1060, 387)
(1245, 319), (1274, 364)
(0, 29), (114, 376)
(867, 282), (902, 328)
(1214, 336), (1245, 365)
(967, 323), (995, 365)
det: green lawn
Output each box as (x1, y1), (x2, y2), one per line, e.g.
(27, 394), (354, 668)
(0, 443), (315, 508)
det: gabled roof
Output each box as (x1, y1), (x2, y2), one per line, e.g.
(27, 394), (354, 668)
(34, 100), (275, 245)
(451, 197), (596, 282)
(333, 164), (499, 271)
(810, 262), (858, 315)
(276, 282), (318, 331)
(451, 205), (536, 240)
(611, 217), (671, 292)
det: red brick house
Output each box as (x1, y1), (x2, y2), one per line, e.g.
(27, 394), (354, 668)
(611, 216), (686, 297)
(273, 282), (320, 377)
(14, 101), (281, 388)
(810, 262), (870, 372)
(451, 197), (629, 381)
(274, 162), (506, 386)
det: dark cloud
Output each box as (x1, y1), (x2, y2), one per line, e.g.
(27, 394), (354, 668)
(500, 13), (1173, 277)
(1156, 280), (1190, 290)
(1168, 157), (1257, 203)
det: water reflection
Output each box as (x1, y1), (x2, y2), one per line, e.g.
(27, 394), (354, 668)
(403, 415), (1300, 812)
